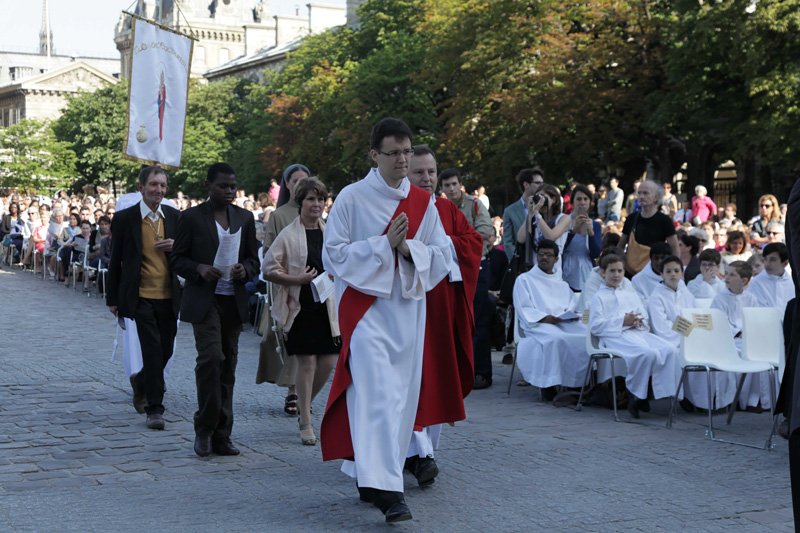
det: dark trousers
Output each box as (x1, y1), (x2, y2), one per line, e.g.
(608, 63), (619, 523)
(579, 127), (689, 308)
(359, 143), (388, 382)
(791, 431), (800, 525)
(192, 295), (241, 440)
(473, 259), (494, 379)
(133, 298), (177, 415)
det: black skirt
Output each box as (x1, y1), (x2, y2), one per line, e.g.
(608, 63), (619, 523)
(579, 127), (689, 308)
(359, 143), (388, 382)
(285, 304), (340, 355)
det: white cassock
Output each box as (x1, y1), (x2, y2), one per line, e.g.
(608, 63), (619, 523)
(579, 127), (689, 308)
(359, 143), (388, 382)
(576, 266), (635, 312)
(686, 276), (725, 299)
(589, 285), (678, 400)
(648, 284), (736, 409)
(407, 425), (442, 459)
(631, 261), (664, 305)
(739, 271), (791, 409)
(512, 265), (587, 388)
(323, 168), (451, 492)
(746, 270), (794, 312)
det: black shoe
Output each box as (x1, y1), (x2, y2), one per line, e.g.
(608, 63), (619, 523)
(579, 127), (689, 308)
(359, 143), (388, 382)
(413, 456), (439, 486)
(778, 418), (790, 440)
(145, 413), (165, 430)
(627, 398), (640, 419)
(679, 398), (696, 413)
(130, 373), (146, 414)
(372, 490), (412, 523)
(384, 501), (413, 523)
(473, 375), (492, 390)
(194, 435), (212, 457)
(501, 353), (514, 365)
(212, 437), (240, 456)
(638, 399), (651, 413)
(403, 456), (418, 473)
(541, 386), (558, 402)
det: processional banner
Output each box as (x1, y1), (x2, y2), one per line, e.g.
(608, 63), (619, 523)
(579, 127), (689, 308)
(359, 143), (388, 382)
(124, 17), (193, 169)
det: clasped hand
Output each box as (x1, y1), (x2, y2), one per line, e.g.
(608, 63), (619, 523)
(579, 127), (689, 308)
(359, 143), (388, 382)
(387, 213), (410, 258)
(197, 263), (246, 282)
(623, 312), (644, 328)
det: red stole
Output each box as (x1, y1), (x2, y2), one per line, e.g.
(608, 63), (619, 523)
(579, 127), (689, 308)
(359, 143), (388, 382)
(321, 185), (431, 461)
(414, 199), (482, 429)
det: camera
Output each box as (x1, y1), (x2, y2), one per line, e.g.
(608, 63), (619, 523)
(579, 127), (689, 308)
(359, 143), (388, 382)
(531, 193), (549, 208)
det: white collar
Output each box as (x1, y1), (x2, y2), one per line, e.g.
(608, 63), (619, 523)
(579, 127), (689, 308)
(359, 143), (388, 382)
(140, 201), (165, 220)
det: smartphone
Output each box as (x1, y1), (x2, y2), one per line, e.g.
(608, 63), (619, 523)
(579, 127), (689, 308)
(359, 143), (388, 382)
(573, 205), (588, 217)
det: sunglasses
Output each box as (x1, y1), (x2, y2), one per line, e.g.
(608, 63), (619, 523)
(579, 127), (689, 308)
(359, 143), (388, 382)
(760, 204), (773, 208)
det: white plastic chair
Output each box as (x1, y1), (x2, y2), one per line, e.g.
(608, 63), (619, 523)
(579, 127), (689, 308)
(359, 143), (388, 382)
(727, 307), (784, 435)
(666, 307), (777, 449)
(695, 298), (712, 309)
(575, 312), (625, 422)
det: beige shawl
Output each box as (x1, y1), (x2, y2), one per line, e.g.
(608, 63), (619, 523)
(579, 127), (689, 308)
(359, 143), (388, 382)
(262, 216), (339, 336)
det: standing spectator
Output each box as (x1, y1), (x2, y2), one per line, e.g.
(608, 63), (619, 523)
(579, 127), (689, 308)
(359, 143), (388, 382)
(625, 178), (642, 217)
(661, 182), (678, 218)
(691, 185), (717, 224)
(606, 177), (624, 221)
(595, 183), (609, 221)
(263, 177), (339, 446)
(502, 168), (544, 261)
(553, 184), (601, 290)
(268, 179), (280, 204)
(517, 184), (567, 271)
(749, 193), (781, 248)
(618, 181), (679, 276)
(473, 185), (490, 211)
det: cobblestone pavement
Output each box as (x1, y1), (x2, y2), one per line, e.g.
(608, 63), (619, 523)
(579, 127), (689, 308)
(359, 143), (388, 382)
(0, 266), (793, 532)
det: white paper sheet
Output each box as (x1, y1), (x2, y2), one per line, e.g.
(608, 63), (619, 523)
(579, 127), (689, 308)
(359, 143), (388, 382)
(311, 272), (334, 303)
(213, 227), (241, 281)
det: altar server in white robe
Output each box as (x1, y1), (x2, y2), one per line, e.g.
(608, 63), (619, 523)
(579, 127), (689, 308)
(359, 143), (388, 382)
(577, 247), (634, 312)
(746, 243), (793, 313)
(589, 253), (679, 418)
(648, 256), (736, 410)
(320, 118), (452, 523)
(513, 239), (587, 395)
(740, 244), (792, 410)
(687, 248), (725, 299)
(631, 242), (672, 305)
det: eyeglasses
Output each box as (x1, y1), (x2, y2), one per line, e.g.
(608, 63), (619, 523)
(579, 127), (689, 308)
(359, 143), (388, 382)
(378, 148), (415, 158)
(537, 252), (556, 258)
(760, 204), (773, 208)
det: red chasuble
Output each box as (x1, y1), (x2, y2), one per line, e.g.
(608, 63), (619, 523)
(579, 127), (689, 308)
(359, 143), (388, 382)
(414, 198), (482, 429)
(321, 185), (431, 461)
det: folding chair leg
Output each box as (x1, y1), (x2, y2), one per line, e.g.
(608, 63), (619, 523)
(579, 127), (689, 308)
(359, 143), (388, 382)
(705, 368), (715, 440)
(727, 373), (747, 425)
(667, 368), (687, 429)
(610, 357), (619, 422)
(765, 368), (779, 450)
(575, 355), (596, 411)
(506, 348), (517, 395)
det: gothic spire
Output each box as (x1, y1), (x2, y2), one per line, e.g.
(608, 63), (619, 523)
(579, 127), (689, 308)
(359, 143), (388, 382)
(39, 0), (54, 56)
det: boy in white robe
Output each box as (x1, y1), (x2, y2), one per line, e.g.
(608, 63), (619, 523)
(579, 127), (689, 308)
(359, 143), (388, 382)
(741, 244), (791, 410)
(577, 247), (635, 312)
(746, 242), (793, 313)
(648, 256), (736, 410)
(711, 261), (765, 409)
(589, 253), (678, 418)
(513, 239), (587, 398)
(687, 248), (725, 299)
(631, 242), (672, 305)
(321, 118), (452, 523)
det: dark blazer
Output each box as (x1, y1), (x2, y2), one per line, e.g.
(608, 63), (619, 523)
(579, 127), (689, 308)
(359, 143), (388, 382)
(170, 202), (260, 324)
(106, 202), (182, 318)
(785, 178), (800, 433)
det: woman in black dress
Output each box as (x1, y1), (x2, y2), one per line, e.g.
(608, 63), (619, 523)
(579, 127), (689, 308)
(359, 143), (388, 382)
(263, 177), (340, 445)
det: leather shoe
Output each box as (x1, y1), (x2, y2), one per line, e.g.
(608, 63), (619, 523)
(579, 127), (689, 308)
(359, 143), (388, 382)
(501, 353), (514, 365)
(130, 373), (146, 414)
(371, 490), (412, 523)
(145, 413), (165, 430)
(357, 486), (375, 503)
(473, 374), (492, 390)
(212, 437), (240, 456)
(627, 398), (640, 419)
(414, 455), (439, 486)
(384, 501), (412, 523)
(194, 435), (212, 457)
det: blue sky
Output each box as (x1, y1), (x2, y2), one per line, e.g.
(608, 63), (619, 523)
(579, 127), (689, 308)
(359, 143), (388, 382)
(0, 1), (347, 58)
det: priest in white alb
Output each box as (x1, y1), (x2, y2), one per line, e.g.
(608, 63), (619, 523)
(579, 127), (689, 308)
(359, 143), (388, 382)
(320, 118), (453, 524)
(513, 239), (587, 396)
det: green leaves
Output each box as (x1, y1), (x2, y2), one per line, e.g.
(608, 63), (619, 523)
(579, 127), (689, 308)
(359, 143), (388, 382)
(0, 119), (77, 192)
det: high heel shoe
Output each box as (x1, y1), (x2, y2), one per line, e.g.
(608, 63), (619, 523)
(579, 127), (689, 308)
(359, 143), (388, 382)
(299, 422), (317, 446)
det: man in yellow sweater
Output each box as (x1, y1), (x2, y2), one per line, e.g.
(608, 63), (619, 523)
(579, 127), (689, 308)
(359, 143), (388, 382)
(107, 167), (182, 430)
